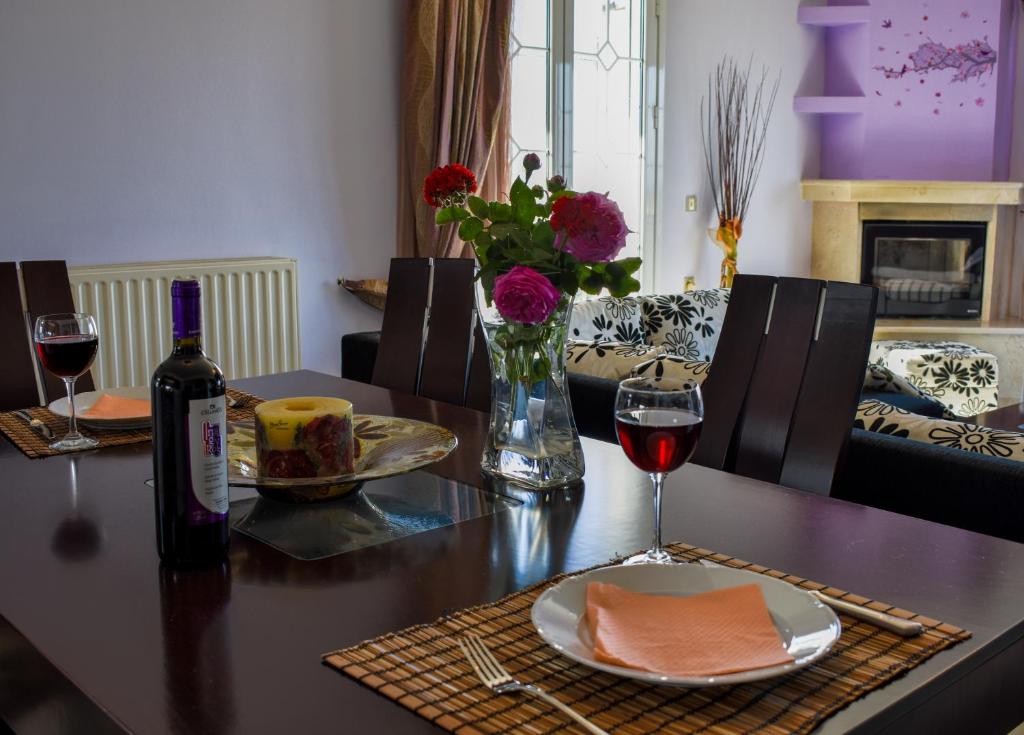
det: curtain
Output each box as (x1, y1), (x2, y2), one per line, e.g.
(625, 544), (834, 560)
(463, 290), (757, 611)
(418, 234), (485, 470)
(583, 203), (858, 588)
(397, 0), (513, 259)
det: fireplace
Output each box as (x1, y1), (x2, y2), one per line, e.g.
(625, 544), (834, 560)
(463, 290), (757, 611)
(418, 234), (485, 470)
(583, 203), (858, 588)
(861, 220), (987, 319)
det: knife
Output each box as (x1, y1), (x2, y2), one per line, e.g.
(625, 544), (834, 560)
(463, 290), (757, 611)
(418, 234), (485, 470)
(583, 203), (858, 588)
(808, 590), (924, 637)
(696, 559), (923, 637)
(13, 410), (54, 441)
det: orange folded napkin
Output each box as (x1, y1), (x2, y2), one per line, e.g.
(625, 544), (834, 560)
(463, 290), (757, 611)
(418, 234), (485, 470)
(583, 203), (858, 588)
(586, 581), (795, 677)
(82, 394), (151, 419)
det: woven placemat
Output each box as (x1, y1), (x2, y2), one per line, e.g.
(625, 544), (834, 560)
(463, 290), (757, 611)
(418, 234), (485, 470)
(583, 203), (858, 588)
(0, 387), (262, 458)
(324, 543), (970, 735)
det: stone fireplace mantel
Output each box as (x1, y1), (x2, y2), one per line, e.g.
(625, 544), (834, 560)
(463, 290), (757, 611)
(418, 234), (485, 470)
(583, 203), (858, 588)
(801, 180), (1022, 206)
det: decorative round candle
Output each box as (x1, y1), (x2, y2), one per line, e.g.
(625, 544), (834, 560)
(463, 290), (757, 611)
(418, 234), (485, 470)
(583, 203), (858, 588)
(254, 397), (354, 478)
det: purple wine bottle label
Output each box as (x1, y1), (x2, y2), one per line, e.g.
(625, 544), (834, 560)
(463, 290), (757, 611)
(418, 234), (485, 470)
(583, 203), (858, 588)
(186, 395), (228, 525)
(171, 279), (201, 340)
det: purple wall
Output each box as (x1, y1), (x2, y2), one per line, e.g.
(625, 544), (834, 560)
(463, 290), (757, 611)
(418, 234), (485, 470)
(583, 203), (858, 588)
(820, 0), (1016, 181)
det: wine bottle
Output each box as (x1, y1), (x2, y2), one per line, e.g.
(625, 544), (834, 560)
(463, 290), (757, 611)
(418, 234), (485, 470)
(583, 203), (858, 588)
(152, 279), (229, 565)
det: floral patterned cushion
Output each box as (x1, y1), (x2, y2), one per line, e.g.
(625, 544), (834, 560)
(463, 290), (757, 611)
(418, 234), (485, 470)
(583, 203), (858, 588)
(568, 297), (645, 344)
(855, 399), (1024, 462)
(630, 355), (711, 385)
(869, 340), (998, 417)
(637, 289), (730, 361)
(565, 340), (662, 380)
(863, 364), (956, 420)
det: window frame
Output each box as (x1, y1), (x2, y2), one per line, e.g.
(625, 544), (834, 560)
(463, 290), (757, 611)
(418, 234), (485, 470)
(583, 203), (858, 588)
(514, 0), (664, 291)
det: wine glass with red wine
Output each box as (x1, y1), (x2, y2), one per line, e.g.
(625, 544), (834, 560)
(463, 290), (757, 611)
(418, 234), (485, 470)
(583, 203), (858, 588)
(33, 313), (100, 451)
(615, 377), (704, 565)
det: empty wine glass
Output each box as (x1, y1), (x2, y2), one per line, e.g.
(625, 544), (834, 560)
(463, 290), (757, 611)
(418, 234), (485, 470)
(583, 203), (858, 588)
(33, 313), (99, 451)
(615, 377), (704, 565)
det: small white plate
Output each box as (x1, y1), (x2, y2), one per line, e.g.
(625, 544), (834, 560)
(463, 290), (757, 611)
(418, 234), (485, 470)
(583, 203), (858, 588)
(49, 386), (151, 430)
(531, 563), (840, 688)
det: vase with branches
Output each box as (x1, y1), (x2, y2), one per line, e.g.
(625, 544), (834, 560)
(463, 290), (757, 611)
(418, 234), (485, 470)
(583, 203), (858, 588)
(701, 57), (780, 288)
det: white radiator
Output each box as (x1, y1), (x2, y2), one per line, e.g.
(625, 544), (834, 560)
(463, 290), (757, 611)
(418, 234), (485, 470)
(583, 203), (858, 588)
(69, 257), (300, 389)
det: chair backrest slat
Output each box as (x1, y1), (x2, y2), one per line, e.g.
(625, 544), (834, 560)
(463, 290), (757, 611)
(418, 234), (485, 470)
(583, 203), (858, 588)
(692, 275), (775, 472)
(693, 274), (877, 495)
(419, 258), (476, 405)
(371, 258), (432, 394)
(372, 257), (492, 409)
(21, 260), (95, 401)
(780, 281), (878, 494)
(0, 262), (41, 410)
(732, 278), (823, 484)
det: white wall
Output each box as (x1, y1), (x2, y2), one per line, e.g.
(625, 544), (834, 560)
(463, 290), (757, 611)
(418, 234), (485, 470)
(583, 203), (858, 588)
(658, 0), (823, 291)
(0, 0), (401, 374)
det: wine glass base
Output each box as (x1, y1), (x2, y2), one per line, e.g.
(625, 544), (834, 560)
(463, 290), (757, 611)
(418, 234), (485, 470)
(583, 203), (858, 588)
(621, 548), (676, 565)
(49, 435), (99, 452)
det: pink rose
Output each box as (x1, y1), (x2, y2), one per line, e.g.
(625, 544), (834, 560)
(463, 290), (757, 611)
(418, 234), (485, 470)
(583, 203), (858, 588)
(493, 266), (561, 325)
(550, 191), (629, 263)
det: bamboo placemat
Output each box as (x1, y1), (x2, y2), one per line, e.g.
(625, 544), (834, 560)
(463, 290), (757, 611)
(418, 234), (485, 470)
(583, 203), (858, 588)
(324, 543), (970, 735)
(0, 387), (262, 458)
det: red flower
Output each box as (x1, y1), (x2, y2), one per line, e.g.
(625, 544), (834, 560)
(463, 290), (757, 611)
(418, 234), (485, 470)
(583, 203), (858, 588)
(423, 164), (478, 207)
(550, 191), (628, 263)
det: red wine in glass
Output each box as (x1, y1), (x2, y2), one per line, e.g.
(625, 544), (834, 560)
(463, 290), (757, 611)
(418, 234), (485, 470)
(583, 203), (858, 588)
(615, 377), (704, 565)
(35, 335), (99, 378)
(615, 408), (703, 474)
(33, 313), (100, 452)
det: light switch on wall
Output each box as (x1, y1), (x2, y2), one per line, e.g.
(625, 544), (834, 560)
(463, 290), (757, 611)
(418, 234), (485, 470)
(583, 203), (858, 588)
(685, 195), (697, 212)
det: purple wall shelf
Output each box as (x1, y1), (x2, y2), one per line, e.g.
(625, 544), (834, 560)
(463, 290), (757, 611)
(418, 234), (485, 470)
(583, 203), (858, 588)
(796, 0), (1017, 180)
(793, 96), (866, 114)
(796, 6), (870, 27)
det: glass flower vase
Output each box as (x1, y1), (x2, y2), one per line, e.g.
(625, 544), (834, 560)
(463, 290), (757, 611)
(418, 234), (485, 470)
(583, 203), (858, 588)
(476, 284), (585, 489)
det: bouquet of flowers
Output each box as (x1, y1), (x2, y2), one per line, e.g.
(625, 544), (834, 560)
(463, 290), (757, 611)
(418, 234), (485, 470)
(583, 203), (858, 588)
(423, 155), (641, 384)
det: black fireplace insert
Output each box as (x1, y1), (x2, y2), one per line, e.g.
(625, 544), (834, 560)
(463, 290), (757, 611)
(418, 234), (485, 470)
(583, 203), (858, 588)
(861, 220), (986, 319)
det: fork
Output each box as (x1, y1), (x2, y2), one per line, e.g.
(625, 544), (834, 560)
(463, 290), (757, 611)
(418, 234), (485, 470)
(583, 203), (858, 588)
(12, 410), (54, 441)
(458, 635), (608, 735)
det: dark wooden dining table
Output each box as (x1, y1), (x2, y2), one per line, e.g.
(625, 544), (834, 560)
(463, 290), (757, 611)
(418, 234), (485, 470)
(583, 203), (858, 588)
(1, 370), (1022, 735)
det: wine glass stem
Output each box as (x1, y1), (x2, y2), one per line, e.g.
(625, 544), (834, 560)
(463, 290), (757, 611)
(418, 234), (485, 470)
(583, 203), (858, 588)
(64, 377), (79, 438)
(650, 471), (665, 554)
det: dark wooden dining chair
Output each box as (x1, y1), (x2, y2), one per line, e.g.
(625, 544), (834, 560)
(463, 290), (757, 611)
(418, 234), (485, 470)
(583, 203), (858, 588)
(0, 262), (42, 411)
(20, 260), (96, 402)
(372, 257), (489, 409)
(692, 275), (878, 496)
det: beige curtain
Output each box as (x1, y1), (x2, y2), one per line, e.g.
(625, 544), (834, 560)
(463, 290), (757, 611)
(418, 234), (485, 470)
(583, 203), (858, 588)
(397, 0), (513, 259)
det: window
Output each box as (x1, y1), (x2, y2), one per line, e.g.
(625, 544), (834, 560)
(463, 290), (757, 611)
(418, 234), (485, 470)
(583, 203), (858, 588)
(509, 0), (662, 285)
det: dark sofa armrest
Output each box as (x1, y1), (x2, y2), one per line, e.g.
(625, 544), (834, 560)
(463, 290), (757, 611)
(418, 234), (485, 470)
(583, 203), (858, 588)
(833, 428), (1024, 543)
(566, 372), (619, 443)
(341, 331), (381, 385)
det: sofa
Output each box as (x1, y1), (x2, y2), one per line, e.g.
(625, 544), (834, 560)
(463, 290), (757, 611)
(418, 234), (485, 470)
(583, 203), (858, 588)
(341, 289), (1024, 543)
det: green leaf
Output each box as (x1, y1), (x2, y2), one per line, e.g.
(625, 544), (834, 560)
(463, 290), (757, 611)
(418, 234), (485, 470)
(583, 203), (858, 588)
(580, 270), (605, 295)
(435, 207), (455, 225)
(616, 257), (642, 275)
(511, 179), (536, 228)
(607, 275), (641, 298)
(467, 196), (490, 219)
(458, 217), (484, 241)
(531, 221), (555, 250)
(489, 222), (519, 241)
(558, 269), (579, 294)
(508, 230), (531, 250)
(451, 207), (470, 221)
(474, 230), (492, 251)
(606, 262), (626, 280)
(490, 202), (513, 223)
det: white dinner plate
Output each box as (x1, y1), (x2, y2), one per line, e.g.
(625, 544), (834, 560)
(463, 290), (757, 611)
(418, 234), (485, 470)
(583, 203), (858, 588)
(531, 563), (841, 688)
(49, 386), (151, 429)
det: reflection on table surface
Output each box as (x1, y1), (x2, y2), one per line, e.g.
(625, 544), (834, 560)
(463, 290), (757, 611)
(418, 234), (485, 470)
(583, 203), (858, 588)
(229, 472), (519, 561)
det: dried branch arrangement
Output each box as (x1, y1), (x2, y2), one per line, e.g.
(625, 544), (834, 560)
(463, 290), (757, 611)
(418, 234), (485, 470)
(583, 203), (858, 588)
(700, 57), (780, 286)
